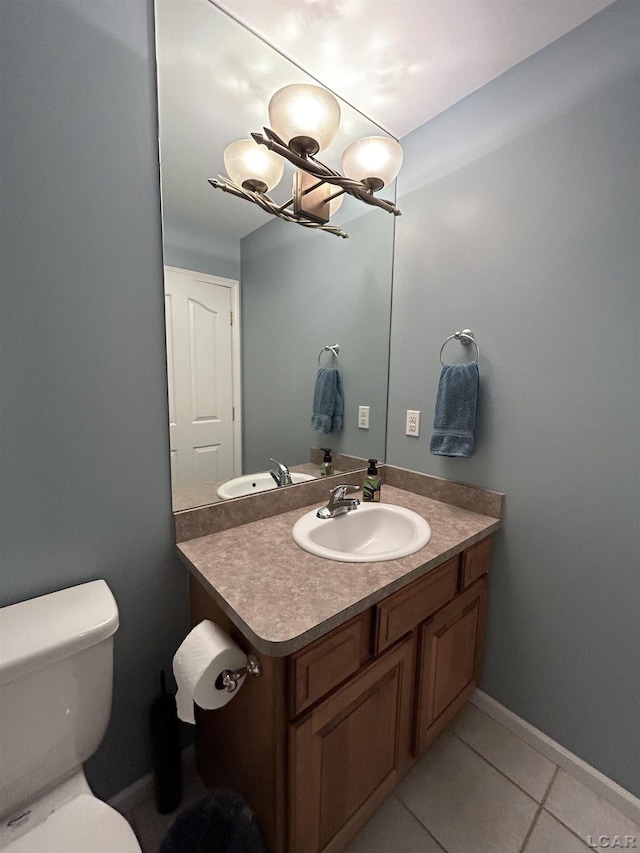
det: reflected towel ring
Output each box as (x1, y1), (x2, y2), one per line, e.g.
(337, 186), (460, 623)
(318, 344), (340, 367)
(439, 330), (479, 365)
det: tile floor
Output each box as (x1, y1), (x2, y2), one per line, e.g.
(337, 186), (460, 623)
(126, 701), (639, 853)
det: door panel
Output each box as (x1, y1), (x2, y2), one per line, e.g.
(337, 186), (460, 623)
(164, 269), (235, 489)
(189, 297), (221, 420)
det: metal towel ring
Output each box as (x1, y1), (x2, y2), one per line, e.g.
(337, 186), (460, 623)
(318, 344), (340, 366)
(439, 330), (479, 365)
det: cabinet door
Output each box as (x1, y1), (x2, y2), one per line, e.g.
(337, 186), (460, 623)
(288, 636), (414, 853)
(416, 577), (488, 755)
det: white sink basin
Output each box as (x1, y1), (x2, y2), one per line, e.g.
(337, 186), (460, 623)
(217, 471), (316, 500)
(292, 503), (431, 563)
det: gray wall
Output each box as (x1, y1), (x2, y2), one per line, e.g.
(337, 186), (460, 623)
(387, 0), (640, 796)
(163, 217), (241, 282)
(240, 209), (394, 474)
(0, 0), (188, 799)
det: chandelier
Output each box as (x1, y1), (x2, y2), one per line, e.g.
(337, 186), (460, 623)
(209, 84), (403, 239)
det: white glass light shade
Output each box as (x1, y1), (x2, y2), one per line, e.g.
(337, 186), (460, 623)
(223, 139), (284, 192)
(342, 136), (403, 189)
(268, 84), (341, 155)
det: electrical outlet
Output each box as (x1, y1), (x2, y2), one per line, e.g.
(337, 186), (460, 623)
(358, 405), (370, 429)
(406, 410), (420, 436)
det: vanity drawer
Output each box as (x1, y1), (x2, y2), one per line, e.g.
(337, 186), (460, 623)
(461, 537), (492, 589)
(289, 610), (372, 716)
(375, 557), (459, 654)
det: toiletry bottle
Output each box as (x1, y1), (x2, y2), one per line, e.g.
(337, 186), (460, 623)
(363, 459), (381, 502)
(320, 448), (334, 477)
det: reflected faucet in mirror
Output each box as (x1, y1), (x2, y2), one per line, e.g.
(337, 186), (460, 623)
(269, 458), (293, 488)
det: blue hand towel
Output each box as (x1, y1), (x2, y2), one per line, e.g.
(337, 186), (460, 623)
(311, 367), (343, 434)
(430, 362), (479, 457)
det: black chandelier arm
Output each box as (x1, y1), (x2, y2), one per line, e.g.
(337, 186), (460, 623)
(252, 130), (401, 217)
(208, 178), (349, 238)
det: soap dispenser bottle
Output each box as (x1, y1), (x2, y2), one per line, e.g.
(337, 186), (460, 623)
(363, 459), (381, 502)
(320, 448), (334, 477)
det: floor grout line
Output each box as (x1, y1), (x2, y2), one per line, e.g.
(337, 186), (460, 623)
(517, 766), (559, 853)
(456, 705), (640, 844)
(469, 696), (640, 828)
(452, 703), (560, 774)
(393, 792), (449, 852)
(468, 700), (554, 759)
(392, 726), (559, 853)
(448, 728), (554, 805)
(540, 766), (637, 849)
(539, 805), (597, 850)
(541, 768), (560, 807)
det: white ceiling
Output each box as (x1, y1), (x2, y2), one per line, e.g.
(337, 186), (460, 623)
(155, 0), (616, 239)
(214, 0), (615, 138)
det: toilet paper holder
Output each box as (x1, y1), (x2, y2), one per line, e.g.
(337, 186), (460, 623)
(215, 653), (262, 694)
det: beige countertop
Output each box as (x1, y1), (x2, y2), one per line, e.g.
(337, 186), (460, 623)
(177, 484), (501, 657)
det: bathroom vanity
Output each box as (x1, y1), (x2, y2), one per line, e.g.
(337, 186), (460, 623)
(176, 471), (502, 853)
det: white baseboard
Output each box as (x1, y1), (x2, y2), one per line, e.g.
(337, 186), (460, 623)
(109, 745), (196, 816)
(470, 690), (640, 826)
(108, 772), (154, 816)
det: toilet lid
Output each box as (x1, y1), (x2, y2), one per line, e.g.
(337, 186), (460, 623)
(4, 795), (141, 853)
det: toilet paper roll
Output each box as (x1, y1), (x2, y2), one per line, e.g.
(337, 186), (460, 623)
(172, 620), (248, 724)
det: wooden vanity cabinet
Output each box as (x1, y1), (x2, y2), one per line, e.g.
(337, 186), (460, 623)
(188, 534), (492, 853)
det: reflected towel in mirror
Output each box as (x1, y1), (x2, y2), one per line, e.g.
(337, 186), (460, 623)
(311, 367), (344, 433)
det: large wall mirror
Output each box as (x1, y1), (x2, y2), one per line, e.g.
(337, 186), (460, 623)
(155, 0), (397, 512)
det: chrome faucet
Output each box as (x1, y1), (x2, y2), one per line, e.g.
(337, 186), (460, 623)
(317, 484), (360, 519)
(270, 458), (293, 487)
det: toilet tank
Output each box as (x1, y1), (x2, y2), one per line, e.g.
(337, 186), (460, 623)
(0, 580), (119, 817)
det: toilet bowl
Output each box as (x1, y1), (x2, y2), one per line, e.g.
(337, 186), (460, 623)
(0, 581), (142, 852)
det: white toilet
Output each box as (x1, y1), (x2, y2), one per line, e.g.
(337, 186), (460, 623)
(0, 580), (142, 852)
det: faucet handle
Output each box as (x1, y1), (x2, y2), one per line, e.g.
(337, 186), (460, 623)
(317, 484), (360, 518)
(331, 484), (360, 500)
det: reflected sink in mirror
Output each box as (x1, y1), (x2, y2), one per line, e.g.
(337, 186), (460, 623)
(292, 503), (431, 563)
(217, 471), (316, 500)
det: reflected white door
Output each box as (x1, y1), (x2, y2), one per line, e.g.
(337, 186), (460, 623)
(164, 267), (238, 488)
